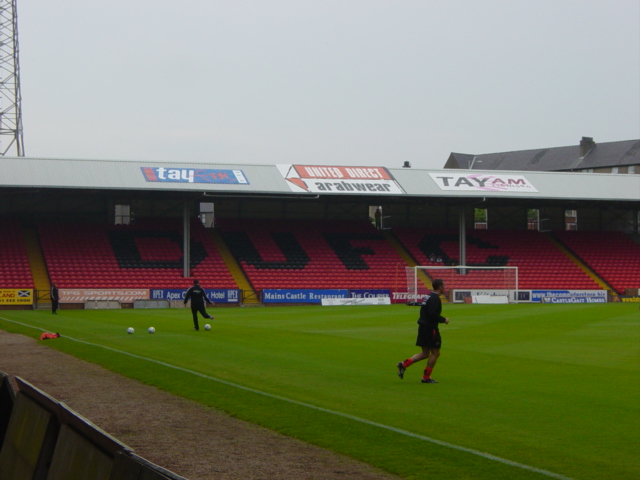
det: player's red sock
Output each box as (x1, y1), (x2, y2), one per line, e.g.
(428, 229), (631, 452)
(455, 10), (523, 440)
(402, 358), (414, 368)
(423, 367), (433, 380)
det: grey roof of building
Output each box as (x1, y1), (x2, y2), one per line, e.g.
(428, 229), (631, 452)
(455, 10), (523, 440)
(1, 156), (639, 203)
(446, 139), (640, 172)
(0, 157), (289, 194)
(389, 167), (640, 202)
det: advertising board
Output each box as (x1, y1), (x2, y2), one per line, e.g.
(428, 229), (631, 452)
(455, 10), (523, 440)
(391, 291), (425, 303)
(532, 290), (607, 302)
(617, 295), (640, 303)
(349, 289), (391, 299)
(429, 173), (538, 193)
(0, 289), (33, 305)
(278, 165), (405, 195)
(262, 289), (348, 304)
(60, 289), (149, 303)
(322, 296), (391, 306)
(141, 167), (249, 185)
(541, 296), (607, 304)
(452, 289), (515, 303)
(150, 289), (240, 304)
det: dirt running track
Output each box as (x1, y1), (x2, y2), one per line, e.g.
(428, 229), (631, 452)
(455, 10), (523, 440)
(0, 331), (401, 480)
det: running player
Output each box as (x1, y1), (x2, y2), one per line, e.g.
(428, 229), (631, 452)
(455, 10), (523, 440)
(397, 279), (450, 383)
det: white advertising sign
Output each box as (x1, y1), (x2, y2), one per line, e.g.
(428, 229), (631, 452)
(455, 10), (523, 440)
(429, 173), (538, 193)
(278, 165), (405, 195)
(453, 289), (516, 303)
(60, 289), (150, 303)
(322, 297), (391, 306)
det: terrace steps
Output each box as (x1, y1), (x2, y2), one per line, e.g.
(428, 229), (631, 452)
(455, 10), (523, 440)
(22, 226), (51, 300)
(382, 230), (433, 292)
(209, 229), (260, 304)
(545, 233), (612, 292)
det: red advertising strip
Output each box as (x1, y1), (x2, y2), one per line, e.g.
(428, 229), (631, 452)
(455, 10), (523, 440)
(142, 167), (158, 181)
(60, 289), (150, 303)
(293, 165), (393, 181)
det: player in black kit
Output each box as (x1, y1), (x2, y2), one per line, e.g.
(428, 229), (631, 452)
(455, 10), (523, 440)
(51, 282), (59, 314)
(396, 279), (450, 383)
(183, 279), (214, 331)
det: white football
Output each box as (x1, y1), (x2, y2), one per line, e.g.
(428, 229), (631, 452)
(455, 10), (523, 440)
(148, 327), (156, 334)
(204, 324), (211, 331)
(127, 327), (135, 334)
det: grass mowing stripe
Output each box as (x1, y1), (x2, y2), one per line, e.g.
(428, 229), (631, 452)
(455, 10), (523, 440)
(1, 316), (575, 480)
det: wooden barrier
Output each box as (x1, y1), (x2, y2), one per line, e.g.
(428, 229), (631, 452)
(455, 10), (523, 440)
(0, 376), (187, 480)
(0, 372), (15, 448)
(0, 388), (59, 480)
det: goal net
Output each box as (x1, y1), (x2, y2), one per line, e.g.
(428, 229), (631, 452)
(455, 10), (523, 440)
(404, 265), (519, 303)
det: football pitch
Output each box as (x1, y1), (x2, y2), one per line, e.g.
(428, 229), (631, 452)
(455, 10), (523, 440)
(1, 303), (638, 480)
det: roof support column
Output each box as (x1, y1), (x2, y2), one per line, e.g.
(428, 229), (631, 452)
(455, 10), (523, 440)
(183, 201), (191, 278)
(459, 207), (467, 274)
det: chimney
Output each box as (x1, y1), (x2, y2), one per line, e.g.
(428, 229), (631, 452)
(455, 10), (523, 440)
(579, 136), (595, 157)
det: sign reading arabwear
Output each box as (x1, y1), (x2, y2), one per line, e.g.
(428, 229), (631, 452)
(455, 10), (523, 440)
(278, 165), (405, 195)
(429, 173), (538, 193)
(0, 289), (33, 305)
(60, 289), (150, 303)
(141, 167), (249, 185)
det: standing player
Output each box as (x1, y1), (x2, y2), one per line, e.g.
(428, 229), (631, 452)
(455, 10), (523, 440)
(51, 282), (59, 315)
(396, 279), (450, 383)
(183, 279), (214, 331)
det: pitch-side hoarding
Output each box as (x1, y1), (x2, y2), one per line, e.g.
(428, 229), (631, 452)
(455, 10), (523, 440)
(0, 289), (33, 305)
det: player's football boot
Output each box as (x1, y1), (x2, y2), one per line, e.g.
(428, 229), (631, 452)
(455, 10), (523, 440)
(421, 378), (438, 383)
(396, 362), (406, 379)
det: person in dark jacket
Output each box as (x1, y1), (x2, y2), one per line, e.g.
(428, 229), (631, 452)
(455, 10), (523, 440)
(396, 279), (450, 383)
(51, 282), (59, 314)
(183, 279), (213, 331)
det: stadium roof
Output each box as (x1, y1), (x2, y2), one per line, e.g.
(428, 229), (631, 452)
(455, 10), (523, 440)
(444, 138), (640, 172)
(1, 156), (639, 204)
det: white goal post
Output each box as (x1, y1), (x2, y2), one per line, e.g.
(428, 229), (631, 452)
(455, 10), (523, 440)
(405, 265), (519, 303)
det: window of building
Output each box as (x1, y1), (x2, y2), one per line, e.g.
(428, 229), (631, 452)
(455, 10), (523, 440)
(565, 209), (577, 230)
(527, 209), (539, 230)
(200, 202), (215, 228)
(367, 205), (389, 229)
(115, 204), (131, 225)
(474, 208), (487, 229)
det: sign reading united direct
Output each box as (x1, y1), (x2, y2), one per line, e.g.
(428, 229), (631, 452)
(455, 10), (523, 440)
(278, 165), (405, 195)
(141, 167), (249, 184)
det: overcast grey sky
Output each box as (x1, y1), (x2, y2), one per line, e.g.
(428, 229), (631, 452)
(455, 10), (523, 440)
(16, 0), (640, 169)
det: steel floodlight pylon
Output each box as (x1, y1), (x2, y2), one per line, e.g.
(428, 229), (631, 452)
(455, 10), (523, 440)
(0, 0), (24, 156)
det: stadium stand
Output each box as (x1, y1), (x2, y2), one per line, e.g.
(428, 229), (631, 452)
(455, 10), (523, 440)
(0, 220), (35, 288)
(393, 228), (601, 290)
(218, 218), (407, 291)
(38, 218), (237, 289)
(553, 230), (640, 294)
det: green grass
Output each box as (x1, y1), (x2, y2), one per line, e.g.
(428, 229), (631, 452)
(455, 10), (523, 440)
(1, 303), (639, 480)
